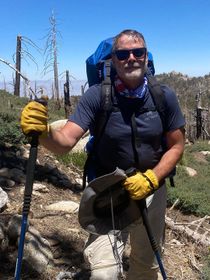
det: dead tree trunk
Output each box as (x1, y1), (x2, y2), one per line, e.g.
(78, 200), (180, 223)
(64, 70), (71, 118)
(51, 12), (60, 109)
(81, 81), (88, 95)
(196, 107), (202, 139)
(14, 35), (21, 96)
(196, 90), (203, 139)
(53, 46), (60, 108)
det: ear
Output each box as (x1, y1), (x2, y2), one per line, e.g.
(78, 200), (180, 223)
(145, 52), (148, 66)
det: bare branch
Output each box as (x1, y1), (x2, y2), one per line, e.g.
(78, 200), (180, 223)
(21, 49), (39, 71)
(0, 57), (36, 97)
(21, 36), (42, 54)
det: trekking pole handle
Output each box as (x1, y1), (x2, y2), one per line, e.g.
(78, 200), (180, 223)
(125, 167), (137, 177)
(35, 96), (48, 106)
(23, 96), (48, 209)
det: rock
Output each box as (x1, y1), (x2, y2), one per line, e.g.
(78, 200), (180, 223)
(0, 222), (8, 253)
(0, 187), (9, 209)
(170, 239), (183, 245)
(6, 179), (16, 189)
(200, 150), (210, 156)
(7, 214), (27, 242)
(6, 215), (53, 274)
(72, 136), (89, 153)
(75, 178), (83, 185)
(185, 166), (197, 177)
(0, 167), (10, 177)
(44, 162), (56, 171)
(24, 226), (53, 274)
(32, 183), (49, 193)
(45, 200), (79, 213)
(0, 177), (8, 186)
(18, 146), (30, 159)
(9, 168), (25, 183)
(58, 179), (72, 188)
(56, 272), (75, 280)
(20, 183), (49, 196)
(0, 177), (15, 191)
(0, 223), (5, 241)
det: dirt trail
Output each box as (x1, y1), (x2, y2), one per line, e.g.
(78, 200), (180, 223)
(0, 146), (208, 280)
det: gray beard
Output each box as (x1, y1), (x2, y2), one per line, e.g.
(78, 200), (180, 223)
(123, 68), (143, 80)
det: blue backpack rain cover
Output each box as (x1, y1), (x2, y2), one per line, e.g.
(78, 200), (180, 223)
(86, 37), (113, 87)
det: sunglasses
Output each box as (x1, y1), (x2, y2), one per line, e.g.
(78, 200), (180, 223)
(113, 47), (147, 61)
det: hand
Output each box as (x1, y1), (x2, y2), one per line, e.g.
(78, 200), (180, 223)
(123, 169), (159, 200)
(20, 100), (49, 137)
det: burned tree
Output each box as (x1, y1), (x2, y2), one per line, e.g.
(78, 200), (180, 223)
(195, 88), (209, 140)
(13, 35), (40, 97)
(43, 11), (61, 108)
(64, 70), (71, 118)
(14, 35), (21, 96)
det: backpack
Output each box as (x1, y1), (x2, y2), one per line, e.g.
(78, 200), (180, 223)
(83, 38), (175, 188)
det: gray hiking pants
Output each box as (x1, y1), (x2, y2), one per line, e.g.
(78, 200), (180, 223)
(83, 185), (167, 280)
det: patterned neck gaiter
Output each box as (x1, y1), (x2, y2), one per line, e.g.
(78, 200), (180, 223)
(114, 75), (148, 99)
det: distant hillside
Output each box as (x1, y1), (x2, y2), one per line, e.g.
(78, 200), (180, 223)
(0, 79), (87, 97)
(156, 72), (210, 141)
(156, 72), (210, 111)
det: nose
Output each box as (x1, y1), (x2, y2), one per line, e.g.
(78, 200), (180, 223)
(127, 51), (136, 61)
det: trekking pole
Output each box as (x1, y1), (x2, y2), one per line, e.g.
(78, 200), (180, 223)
(138, 199), (167, 280)
(125, 168), (167, 280)
(14, 133), (39, 280)
(14, 98), (47, 280)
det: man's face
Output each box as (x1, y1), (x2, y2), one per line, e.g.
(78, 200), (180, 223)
(112, 34), (148, 86)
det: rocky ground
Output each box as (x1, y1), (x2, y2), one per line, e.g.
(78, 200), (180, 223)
(0, 144), (209, 280)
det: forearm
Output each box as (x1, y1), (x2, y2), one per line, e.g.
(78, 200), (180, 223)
(39, 129), (73, 155)
(153, 144), (184, 182)
(39, 121), (85, 155)
(153, 127), (185, 182)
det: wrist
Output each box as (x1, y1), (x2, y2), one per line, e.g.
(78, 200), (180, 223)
(39, 124), (51, 139)
(144, 169), (159, 190)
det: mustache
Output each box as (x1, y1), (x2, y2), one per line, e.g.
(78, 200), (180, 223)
(124, 62), (141, 68)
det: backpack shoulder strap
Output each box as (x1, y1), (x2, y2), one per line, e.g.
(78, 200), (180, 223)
(93, 59), (113, 141)
(147, 75), (176, 186)
(83, 60), (113, 189)
(147, 74), (167, 131)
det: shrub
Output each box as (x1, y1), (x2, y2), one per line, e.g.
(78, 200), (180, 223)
(0, 112), (25, 144)
(56, 151), (87, 170)
(201, 251), (210, 280)
(167, 141), (210, 216)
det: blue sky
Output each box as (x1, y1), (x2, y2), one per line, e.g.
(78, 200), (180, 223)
(0, 0), (210, 82)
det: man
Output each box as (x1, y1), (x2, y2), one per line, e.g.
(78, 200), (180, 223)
(21, 29), (185, 279)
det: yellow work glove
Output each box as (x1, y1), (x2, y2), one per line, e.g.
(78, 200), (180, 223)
(20, 100), (49, 137)
(123, 169), (159, 200)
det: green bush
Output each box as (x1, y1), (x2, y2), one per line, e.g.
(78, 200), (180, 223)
(201, 251), (210, 280)
(0, 112), (25, 144)
(0, 90), (70, 145)
(167, 141), (210, 216)
(56, 151), (87, 170)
